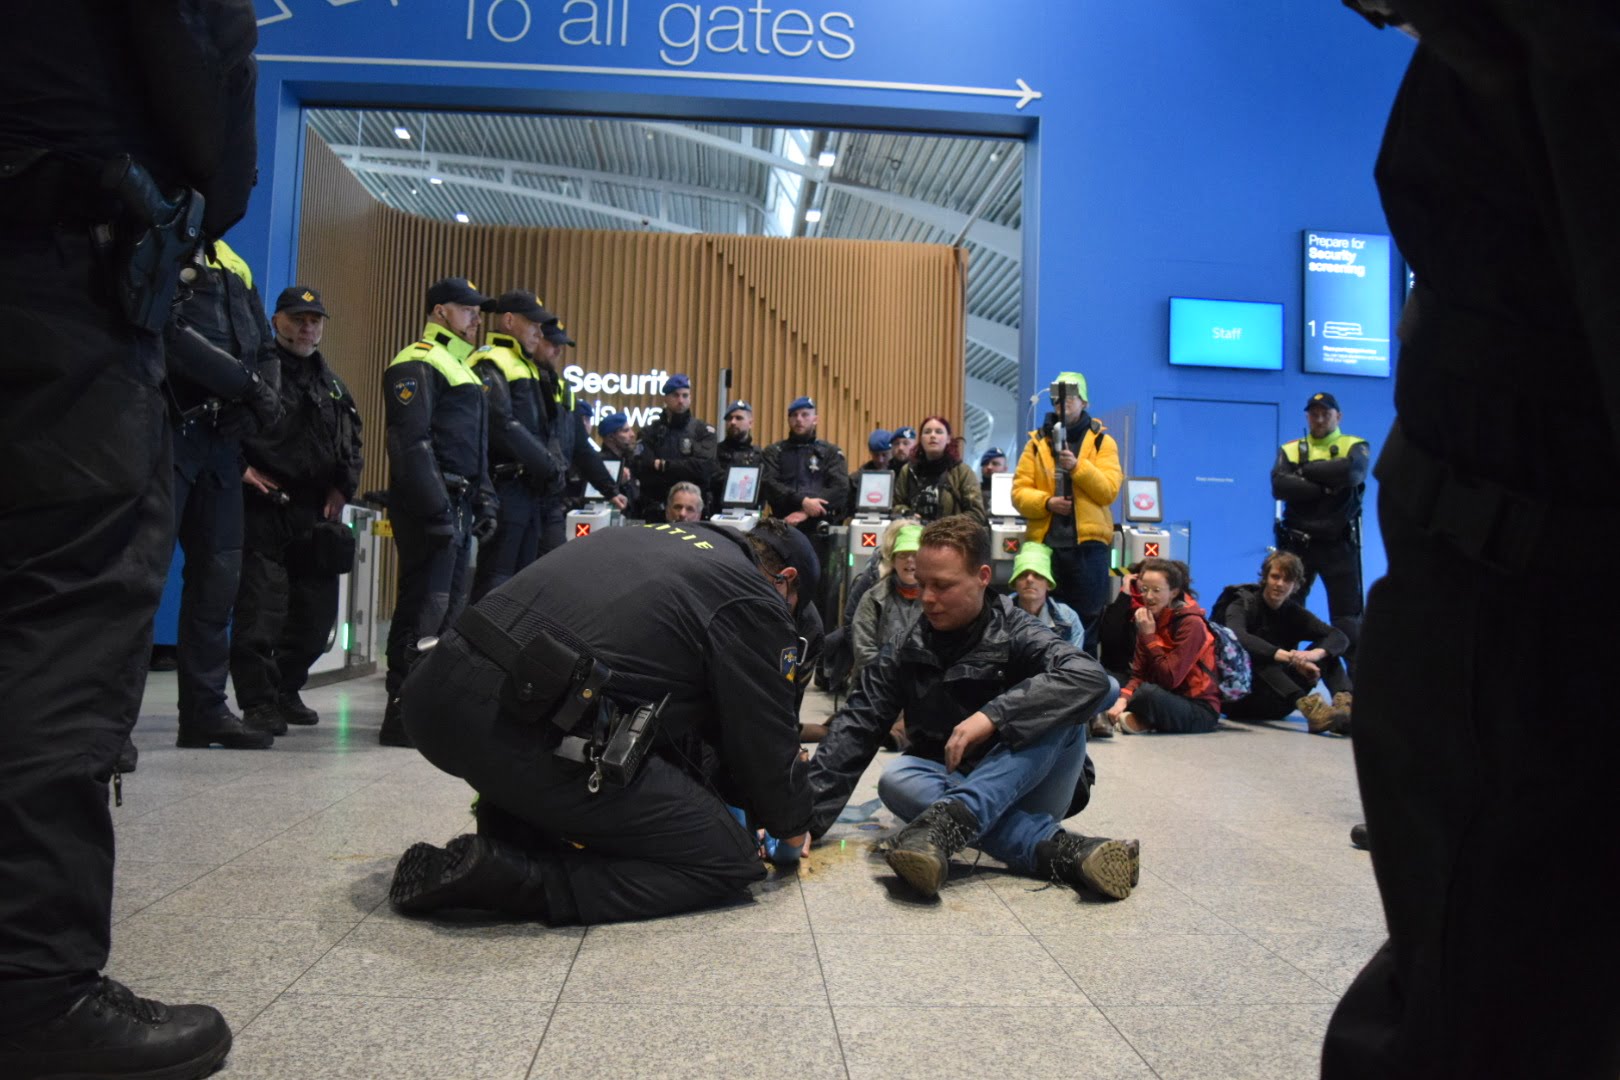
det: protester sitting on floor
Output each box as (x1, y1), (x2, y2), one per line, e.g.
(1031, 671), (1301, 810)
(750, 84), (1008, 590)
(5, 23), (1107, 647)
(851, 521), (925, 679)
(1005, 542), (1084, 648)
(807, 515), (1138, 901)
(1096, 562), (1143, 682)
(1101, 557), (1220, 734)
(1214, 551), (1351, 734)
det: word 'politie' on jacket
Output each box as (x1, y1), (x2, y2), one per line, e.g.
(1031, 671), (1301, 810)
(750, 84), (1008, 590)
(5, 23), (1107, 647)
(384, 322), (491, 521)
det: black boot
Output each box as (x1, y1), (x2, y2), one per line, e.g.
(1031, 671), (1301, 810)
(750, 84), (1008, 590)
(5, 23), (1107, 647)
(1350, 823), (1369, 850)
(280, 692), (319, 726)
(0, 977), (231, 1079)
(884, 799), (980, 899)
(116, 735), (139, 774)
(176, 709), (273, 749)
(243, 703), (288, 737)
(378, 697), (413, 748)
(389, 834), (553, 919)
(1035, 831), (1141, 901)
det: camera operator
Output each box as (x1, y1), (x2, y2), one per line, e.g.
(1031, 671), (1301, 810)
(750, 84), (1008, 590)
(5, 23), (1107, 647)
(761, 395), (849, 624)
(0, 1), (260, 1074)
(387, 518), (817, 925)
(380, 277), (498, 747)
(230, 286), (363, 735)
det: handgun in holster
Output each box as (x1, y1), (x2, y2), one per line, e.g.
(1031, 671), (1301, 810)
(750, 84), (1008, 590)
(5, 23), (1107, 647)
(443, 473), (471, 500)
(98, 155), (206, 334)
(453, 605), (664, 793)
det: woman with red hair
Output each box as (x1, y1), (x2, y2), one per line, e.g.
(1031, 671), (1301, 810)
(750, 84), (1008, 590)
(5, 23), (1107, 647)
(893, 416), (986, 525)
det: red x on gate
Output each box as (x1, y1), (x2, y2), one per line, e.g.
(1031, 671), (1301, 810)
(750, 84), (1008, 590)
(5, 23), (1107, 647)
(1003, 538), (1021, 555)
(574, 523), (592, 538)
(1143, 541), (1160, 557)
(860, 532), (878, 548)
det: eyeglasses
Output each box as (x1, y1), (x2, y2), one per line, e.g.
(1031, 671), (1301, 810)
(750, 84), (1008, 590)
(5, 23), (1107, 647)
(1138, 584), (1171, 596)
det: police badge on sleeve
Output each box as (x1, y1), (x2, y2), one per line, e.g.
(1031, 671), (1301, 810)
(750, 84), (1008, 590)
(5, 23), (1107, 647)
(394, 378), (418, 404)
(779, 645), (800, 682)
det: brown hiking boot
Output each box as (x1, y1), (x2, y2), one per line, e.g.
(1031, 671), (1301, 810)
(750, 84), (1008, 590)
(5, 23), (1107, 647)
(1297, 694), (1337, 734)
(1329, 692), (1353, 735)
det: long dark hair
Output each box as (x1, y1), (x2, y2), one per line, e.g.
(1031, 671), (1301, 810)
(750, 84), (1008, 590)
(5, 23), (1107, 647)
(918, 415), (963, 465)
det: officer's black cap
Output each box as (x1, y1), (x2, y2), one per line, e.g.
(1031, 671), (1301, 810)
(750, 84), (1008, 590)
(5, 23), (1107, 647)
(751, 519), (821, 617)
(275, 286), (328, 318)
(482, 289), (556, 324)
(543, 319), (576, 347)
(425, 276), (489, 310)
(1305, 391), (1342, 412)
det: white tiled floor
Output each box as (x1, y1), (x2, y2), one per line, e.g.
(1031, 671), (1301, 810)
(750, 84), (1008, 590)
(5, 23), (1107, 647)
(111, 670), (1378, 1079)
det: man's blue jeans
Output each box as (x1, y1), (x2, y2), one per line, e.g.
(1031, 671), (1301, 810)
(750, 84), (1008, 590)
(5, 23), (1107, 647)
(876, 680), (1117, 875)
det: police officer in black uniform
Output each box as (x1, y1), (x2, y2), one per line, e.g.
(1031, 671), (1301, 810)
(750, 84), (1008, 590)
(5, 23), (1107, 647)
(594, 411), (641, 512)
(711, 399), (763, 514)
(165, 236), (283, 750)
(230, 286), (363, 735)
(1270, 390), (1370, 669)
(469, 290), (566, 599)
(762, 395), (850, 625)
(526, 317), (623, 554)
(386, 518), (817, 925)
(380, 277), (499, 747)
(1325, 6), (1620, 1079)
(0, 1), (258, 1073)
(631, 373), (718, 520)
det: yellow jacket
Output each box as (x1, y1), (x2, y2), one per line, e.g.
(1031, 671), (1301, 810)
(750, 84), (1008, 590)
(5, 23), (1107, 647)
(1011, 419), (1122, 544)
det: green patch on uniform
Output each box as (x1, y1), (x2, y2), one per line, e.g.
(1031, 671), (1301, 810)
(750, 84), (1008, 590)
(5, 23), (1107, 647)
(393, 378), (418, 404)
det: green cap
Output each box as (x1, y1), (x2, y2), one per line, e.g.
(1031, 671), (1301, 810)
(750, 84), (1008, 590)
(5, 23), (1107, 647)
(1010, 541), (1056, 588)
(893, 524), (923, 555)
(1051, 371), (1089, 402)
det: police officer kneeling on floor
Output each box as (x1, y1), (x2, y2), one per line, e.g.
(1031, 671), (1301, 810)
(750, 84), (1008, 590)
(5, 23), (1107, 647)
(386, 517), (817, 925)
(806, 515), (1139, 902)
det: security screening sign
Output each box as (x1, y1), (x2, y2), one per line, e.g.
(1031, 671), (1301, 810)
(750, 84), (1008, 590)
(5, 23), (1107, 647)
(1302, 230), (1393, 379)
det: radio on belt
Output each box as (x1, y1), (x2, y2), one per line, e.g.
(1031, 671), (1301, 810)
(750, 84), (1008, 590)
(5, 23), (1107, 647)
(707, 464), (764, 536)
(566, 456), (623, 541)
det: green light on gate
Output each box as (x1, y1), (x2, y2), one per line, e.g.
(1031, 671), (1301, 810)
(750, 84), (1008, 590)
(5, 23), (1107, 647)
(341, 623), (350, 651)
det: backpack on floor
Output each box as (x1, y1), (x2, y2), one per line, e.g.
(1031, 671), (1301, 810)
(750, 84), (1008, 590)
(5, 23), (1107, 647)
(1202, 617), (1252, 702)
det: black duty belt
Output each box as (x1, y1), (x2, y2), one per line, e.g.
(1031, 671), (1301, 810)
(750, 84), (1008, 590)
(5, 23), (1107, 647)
(1376, 420), (1550, 575)
(453, 604), (609, 767)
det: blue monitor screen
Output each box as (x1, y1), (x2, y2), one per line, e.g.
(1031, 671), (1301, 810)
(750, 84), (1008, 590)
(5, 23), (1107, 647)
(1168, 297), (1284, 371)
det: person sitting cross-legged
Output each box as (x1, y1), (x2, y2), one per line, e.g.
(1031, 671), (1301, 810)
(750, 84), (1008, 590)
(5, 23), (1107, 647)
(1215, 550), (1352, 734)
(806, 515), (1139, 902)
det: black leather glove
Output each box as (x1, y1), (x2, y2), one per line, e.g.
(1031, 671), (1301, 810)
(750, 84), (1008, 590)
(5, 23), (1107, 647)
(242, 371), (284, 432)
(423, 517), (456, 549)
(213, 402), (256, 440)
(472, 510), (499, 544)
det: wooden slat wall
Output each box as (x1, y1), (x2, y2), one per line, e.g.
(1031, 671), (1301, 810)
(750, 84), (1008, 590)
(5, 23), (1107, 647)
(295, 132), (966, 614)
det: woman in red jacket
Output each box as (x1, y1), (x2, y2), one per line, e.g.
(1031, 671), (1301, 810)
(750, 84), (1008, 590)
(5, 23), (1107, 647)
(1102, 557), (1221, 734)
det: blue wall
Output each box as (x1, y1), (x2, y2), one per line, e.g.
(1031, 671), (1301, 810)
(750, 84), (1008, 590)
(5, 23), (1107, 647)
(240, 0), (1413, 588)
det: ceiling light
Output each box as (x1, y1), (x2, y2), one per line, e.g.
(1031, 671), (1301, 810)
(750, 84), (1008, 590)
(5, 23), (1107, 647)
(805, 209), (822, 223)
(454, 212), (470, 223)
(394, 126), (411, 140)
(818, 151), (836, 168)
(429, 176), (444, 185)
(989, 152), (1000, 162)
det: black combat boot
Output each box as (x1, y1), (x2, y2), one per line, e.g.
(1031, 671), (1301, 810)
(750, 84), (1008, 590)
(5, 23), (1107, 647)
(0, 977), (232, 1079)
(1035, 831), (1141, 901)
(884, 799), (980, 899)
(389, 834), (553, 920)
(280, 692), (319, 726)
(378, 697), (413, 748)
(242, 703), (287, 737)
(175, 709), (273, 749)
